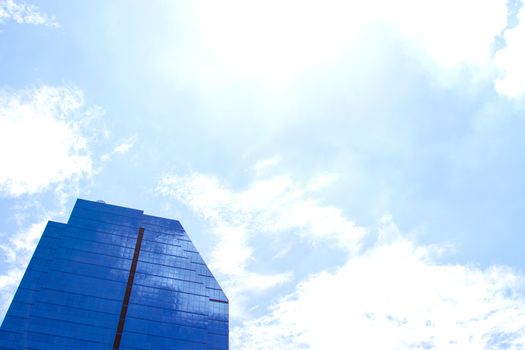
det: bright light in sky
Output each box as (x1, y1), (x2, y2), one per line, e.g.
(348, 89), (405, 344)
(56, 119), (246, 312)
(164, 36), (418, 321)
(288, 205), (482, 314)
(2, 0), (525, 348)
(192, 0), (368, 84)
(188, 0), (509, 86)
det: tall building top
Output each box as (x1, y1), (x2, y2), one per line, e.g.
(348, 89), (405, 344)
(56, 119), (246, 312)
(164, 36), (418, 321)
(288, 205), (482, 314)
(0, 198), (229, 349)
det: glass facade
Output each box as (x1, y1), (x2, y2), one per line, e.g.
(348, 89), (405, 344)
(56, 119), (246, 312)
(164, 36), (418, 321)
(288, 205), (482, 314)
(0, 199), (228, 350)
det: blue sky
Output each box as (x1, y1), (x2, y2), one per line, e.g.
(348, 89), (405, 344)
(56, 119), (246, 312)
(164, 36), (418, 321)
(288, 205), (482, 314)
(1, 0), (525, 348)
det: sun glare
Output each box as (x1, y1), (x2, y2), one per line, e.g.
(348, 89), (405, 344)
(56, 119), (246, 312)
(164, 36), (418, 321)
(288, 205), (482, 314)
(192, 0), (370, 84)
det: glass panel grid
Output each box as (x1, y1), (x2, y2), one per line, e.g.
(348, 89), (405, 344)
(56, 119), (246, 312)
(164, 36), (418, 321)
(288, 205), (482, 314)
(0, 199), (228, 349)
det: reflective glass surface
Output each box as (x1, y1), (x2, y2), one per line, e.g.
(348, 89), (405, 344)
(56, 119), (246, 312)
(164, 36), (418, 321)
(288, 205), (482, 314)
(0, 199), (229, 349)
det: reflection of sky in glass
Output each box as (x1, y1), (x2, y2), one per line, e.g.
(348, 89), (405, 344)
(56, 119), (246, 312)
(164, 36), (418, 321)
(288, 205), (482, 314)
(0, 199), (228, 349)
(2, 1), (525, 348)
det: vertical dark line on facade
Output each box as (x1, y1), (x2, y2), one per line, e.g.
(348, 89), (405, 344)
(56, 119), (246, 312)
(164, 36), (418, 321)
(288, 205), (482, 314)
(113, 227), (144, 350)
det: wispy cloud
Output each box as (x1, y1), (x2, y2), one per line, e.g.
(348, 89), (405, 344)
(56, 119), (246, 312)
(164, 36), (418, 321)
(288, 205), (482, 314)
(383, 0), (507, 69)
(0, 85), (102, 316)
(100, 136), (136, 162)
(234, 219), (525, 349)
(158, 169), (366, 320)
(0, 85), (95, 196)
(158, 166), (525, 349)
(495, 4), (525, 99)
(0, 0), (59, 27)
(159, 171), (364, 251)
(0, 220), (46, 317)
(253, 155), (281, 173)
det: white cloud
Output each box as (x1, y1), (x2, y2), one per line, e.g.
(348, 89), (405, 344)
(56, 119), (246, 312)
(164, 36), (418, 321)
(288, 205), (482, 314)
(494, 5), (525, 99)
(383, 0), (507, 69)
(0, 0), (59, 27)
(253, 155), (282, 173)
(185, 0), (508, 89)
(159, 171), (365, 251)
(159, 168), (525, 349)
(0, 220), (46, 318)
(100, 136), (136, 162)
(233, 216), (525, 350)
(0, 267), (24, 317)
(158, 170), (365, 318)
(0, 85), (94, 196)
(113, 140), (134, 154)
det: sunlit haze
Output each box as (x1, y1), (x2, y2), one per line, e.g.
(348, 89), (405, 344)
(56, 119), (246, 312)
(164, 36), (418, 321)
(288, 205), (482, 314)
(1, 0), (525, 348)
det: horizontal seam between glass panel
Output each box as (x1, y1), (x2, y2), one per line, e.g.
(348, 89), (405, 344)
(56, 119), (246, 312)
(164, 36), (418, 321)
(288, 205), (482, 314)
(35, 287), (125, 302)
(21, 329), (110, 344)
(21, 300), (120, 316)
(46, 269), (129, 284)
(122, 316), (208, 330)
(125, 300), (209, 316)
(25, 314), (117, 330)
(120, 330), (207, 345)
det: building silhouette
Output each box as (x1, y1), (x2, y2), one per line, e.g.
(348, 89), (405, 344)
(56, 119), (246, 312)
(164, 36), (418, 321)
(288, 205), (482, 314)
(0, 199), (228, 349)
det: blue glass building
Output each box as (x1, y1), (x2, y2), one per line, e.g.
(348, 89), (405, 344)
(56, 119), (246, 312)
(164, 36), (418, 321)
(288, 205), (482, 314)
(0, 199), (228, 349)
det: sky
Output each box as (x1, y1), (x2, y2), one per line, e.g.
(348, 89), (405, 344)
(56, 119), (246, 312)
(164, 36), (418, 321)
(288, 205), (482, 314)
(1, 0), (525, 348)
